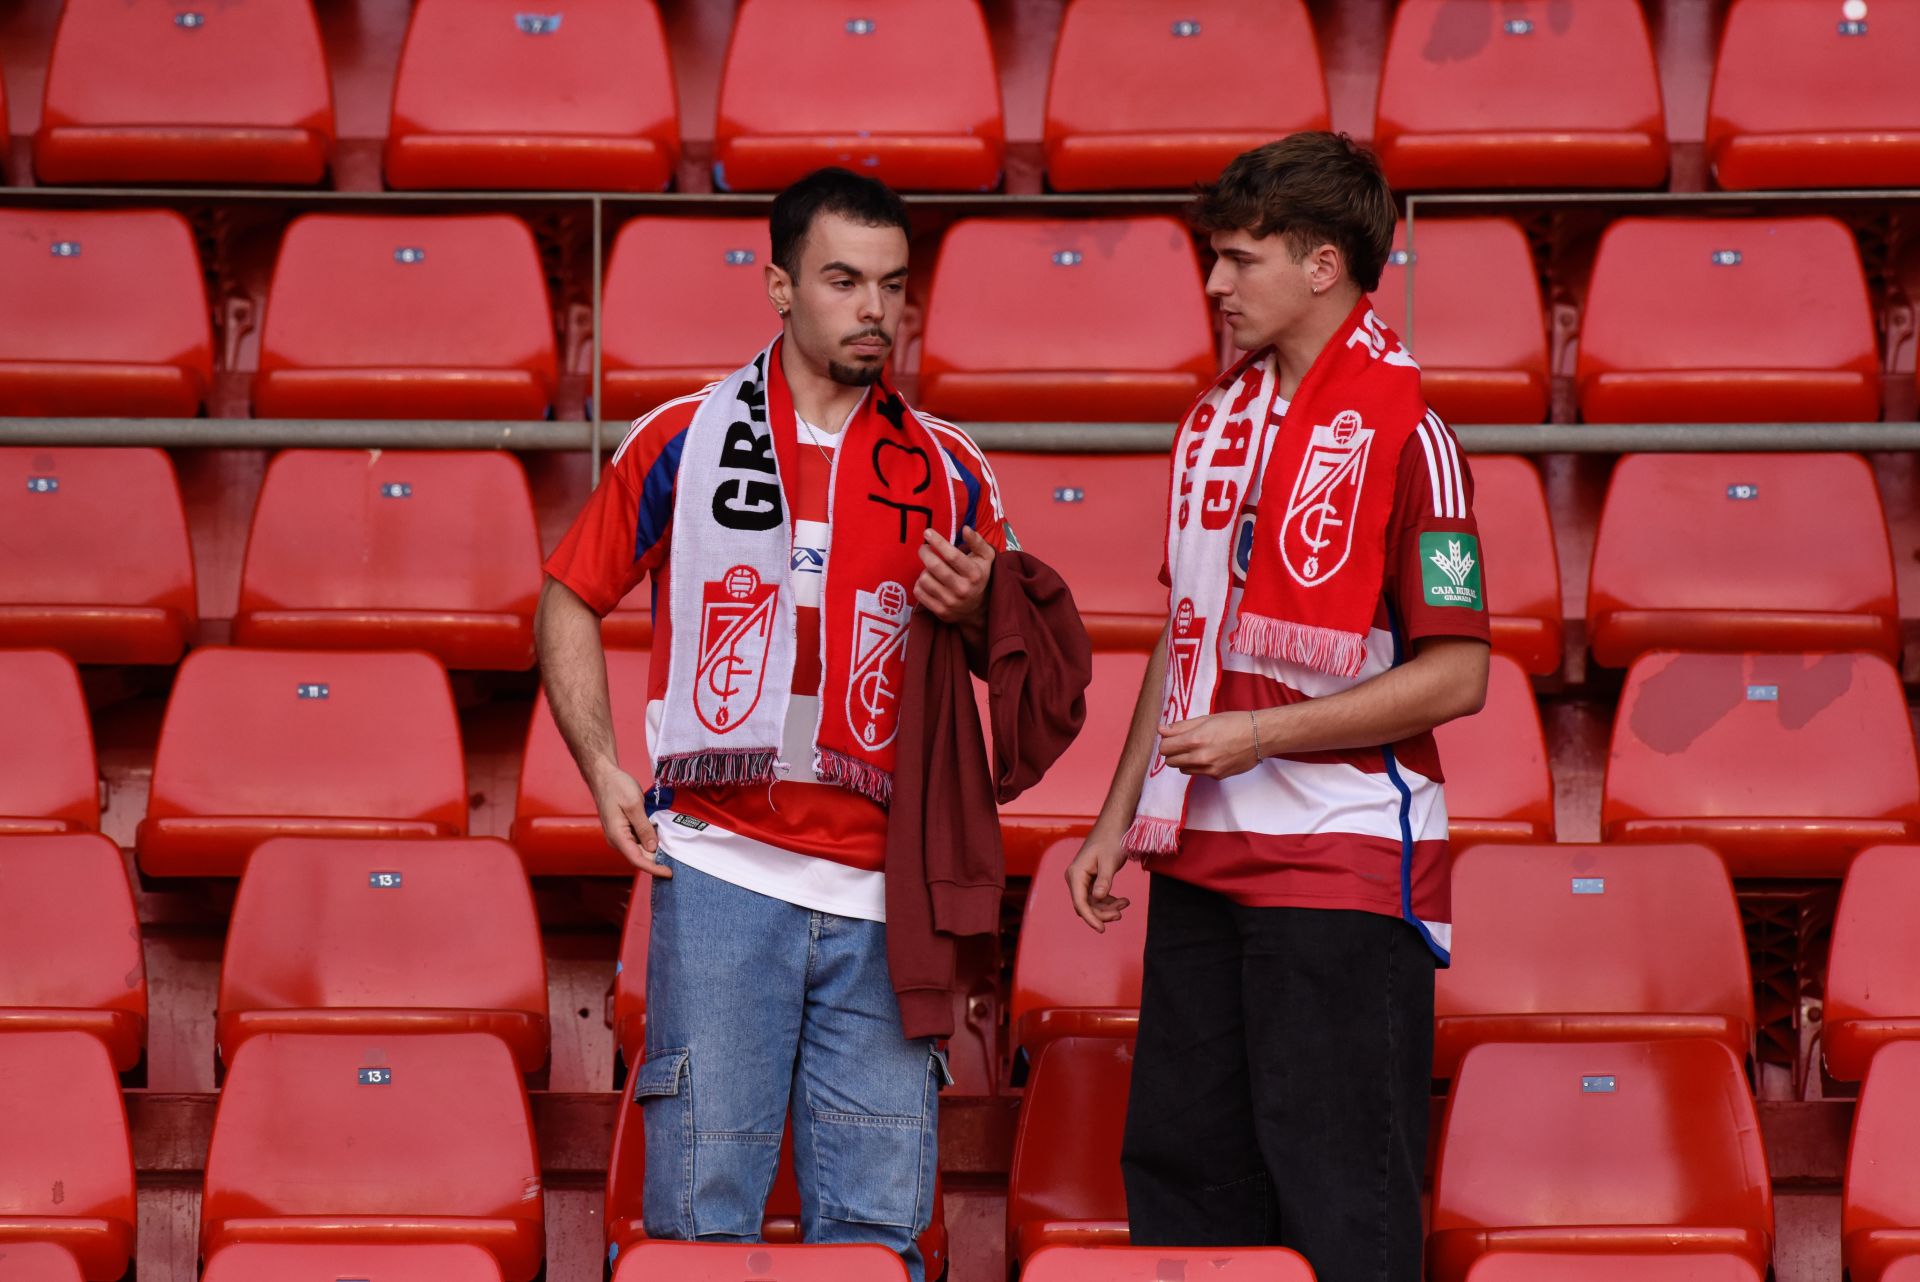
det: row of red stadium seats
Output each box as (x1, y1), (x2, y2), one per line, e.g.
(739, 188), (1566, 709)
(0, 208), (1906, 425)
(0, 445), (1896, 679)
(2, 0), (1916, 192)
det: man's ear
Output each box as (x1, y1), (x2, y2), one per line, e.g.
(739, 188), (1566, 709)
(765, 262), (793, 317)
(1307, 242), (1344, 295)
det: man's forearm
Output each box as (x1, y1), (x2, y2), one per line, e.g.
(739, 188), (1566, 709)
(534, 577), (623, 786)
(1254, 638), (1488, 758)
(1091, 630), (1169, 837)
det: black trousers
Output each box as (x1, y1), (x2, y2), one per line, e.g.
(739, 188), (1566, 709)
(1120, 872), (1436, 1282)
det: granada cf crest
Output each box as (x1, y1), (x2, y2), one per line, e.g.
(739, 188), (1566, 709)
(1153, 598), (1207, 777)
(1281, 409), (1374, 588)
(847, 580), (912, 751)
(695, 564), (777, 733)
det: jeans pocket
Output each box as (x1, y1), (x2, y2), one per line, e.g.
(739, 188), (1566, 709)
(631, 1048), (692, 1240)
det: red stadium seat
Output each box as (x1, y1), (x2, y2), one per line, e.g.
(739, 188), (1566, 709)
(1008, 1036), (1133, 1263)
(386, 0), (679, 192)
(1372, 220), (1550, 425)
(0, 447), (197, 664)
(1027, 1246), (1314, 1281)
(1602, 650), (1920, 878)
(35, 0), (333, 184)
(255, 215), (558, 420)
(1009, 840), (1147, 1066)
(989, 650), (1146, 877)
(218, 837), (549, 1073)
(235, 450), (543, 670)
(612, 879), (650, 1069)
(1435, 843), (1752, 1079)
(715, 0), (1003, 191)
(0, 650), (96, 835)
(1432, 653), (1552, 845)
(202, 1032), (543, 1280)
(1428, 1039), (1773, 1282)
(203, 1243), (505, 1282)
(1373, 0), (1668, 190)
(987, 453), (1167, 649)
(613, 1242), (907, 1281)
(0, 210), (213, 418)
(1577, 217), (1879, 424)
(1846, 1040), (1920, 1282)
(138, 647), (468, 878)
(0, 1244), (85, 1282)
(1467, 1254), (1763, 1282)
(0, 833), (147, 1071)
(919, 217), (1215, 422)
(512, 648), (652, 876)
(1042, 0), (1328, 192)
(1588, 453), (1897, 668)
(0, 1031), (135, 1281)
(1464, 457), (1561, 675)
(1824, 845), (1920, 1081)
(1708, 0), (1920, 190)
(601, 217), (776, 423)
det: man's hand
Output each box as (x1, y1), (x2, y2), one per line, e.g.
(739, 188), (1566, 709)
(913, 527), (995, 623)
(1157, 711), (1263, 780)
(592, 765), (671, 878)
(1066, 830), (1132, 933)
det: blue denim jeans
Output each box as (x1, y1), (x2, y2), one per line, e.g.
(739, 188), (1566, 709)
(631, 853), (943, 1281)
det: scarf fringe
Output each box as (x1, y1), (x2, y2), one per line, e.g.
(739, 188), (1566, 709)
(1123, 814), (1181, 858)
(654, 750), (778, 790)
(815, 748), (894, 809)
(1230, 613), (1368, 679)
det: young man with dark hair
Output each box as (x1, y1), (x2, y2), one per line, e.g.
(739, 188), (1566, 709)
(537, 167), (1007, 1280)
(1066, 132), (1491, 1281)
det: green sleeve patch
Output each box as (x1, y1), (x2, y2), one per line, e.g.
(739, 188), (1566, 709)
(1419, 532), (1484, 610)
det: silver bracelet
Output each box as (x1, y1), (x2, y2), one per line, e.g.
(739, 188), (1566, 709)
(1249, 709), (1262, 761)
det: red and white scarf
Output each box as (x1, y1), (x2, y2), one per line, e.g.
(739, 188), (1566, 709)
(654, 338), (957, 807)
(1126, 299), (1429, 857)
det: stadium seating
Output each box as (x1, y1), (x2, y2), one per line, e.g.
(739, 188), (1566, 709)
(0, 1030), (135, 1281)
(989, 650), (1147, 877)
(1577, 217), (1879, 423)
(1462, 456), (1561, 674)
(1432, 653), (1554, 845)
(919, 217), (1216, 422)
(0, 209), (213, 418)
(0, 1243), (85, 1282)
(1434, 843), (1752, 1079)
(138, 647), (468, 878)
(386, 0), (680, 192)
(1845, 1039), (1920, 1282)
(1007, 1035), (1133, 1262)
(1825, 845), (1920, 1081)
(218, 837), (549, 1073)
(1026, 1246), (1315, 1280)
(1371, 219), (1551, 425)
(1372, 0), (1668, 190)
(715, 0), (1004, 191)
(612, 1242), (908, 1280)
(1708, 0), (1920, 190)
(0, 833), (147, 1071)
(1042, 0), (1329, 191)
(254, 214), (558, 420)
(1009, 840), (1148, 1068)
(35, 0), (333, 184)
(1428, 1039), (1773, 1282)
(0, 447), (197, 664)
(613, 881), (650, 1071)
(202, 1031), (543, 1280)
(234, 450), (544, 670)
(1588, 452), (1897, 667)
(1601, 650), (1920, 878)
(601, 217), (777, 423)
(202, 1243), (506, 1282)
(1466, 1255), (1764, 1282)
(986, 452), (1167, 649)
(512, 648), (653, 876)
(0, 650), (97, 835)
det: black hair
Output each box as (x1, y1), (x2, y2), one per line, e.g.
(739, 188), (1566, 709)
(770, 167), (912, 279)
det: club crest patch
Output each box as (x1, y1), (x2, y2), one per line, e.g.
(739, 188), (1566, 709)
(1153, 598), (1208, 777)
(695, 564), (778, 732)
(847, 580), (912, 751)
(1281, 409), (1373, 588)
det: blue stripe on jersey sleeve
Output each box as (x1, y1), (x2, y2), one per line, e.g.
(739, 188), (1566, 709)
(939, 444), (983, 533)
(632, 426), (690, 564)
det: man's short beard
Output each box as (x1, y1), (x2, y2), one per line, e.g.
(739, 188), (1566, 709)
(827, 360), (885, 387)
